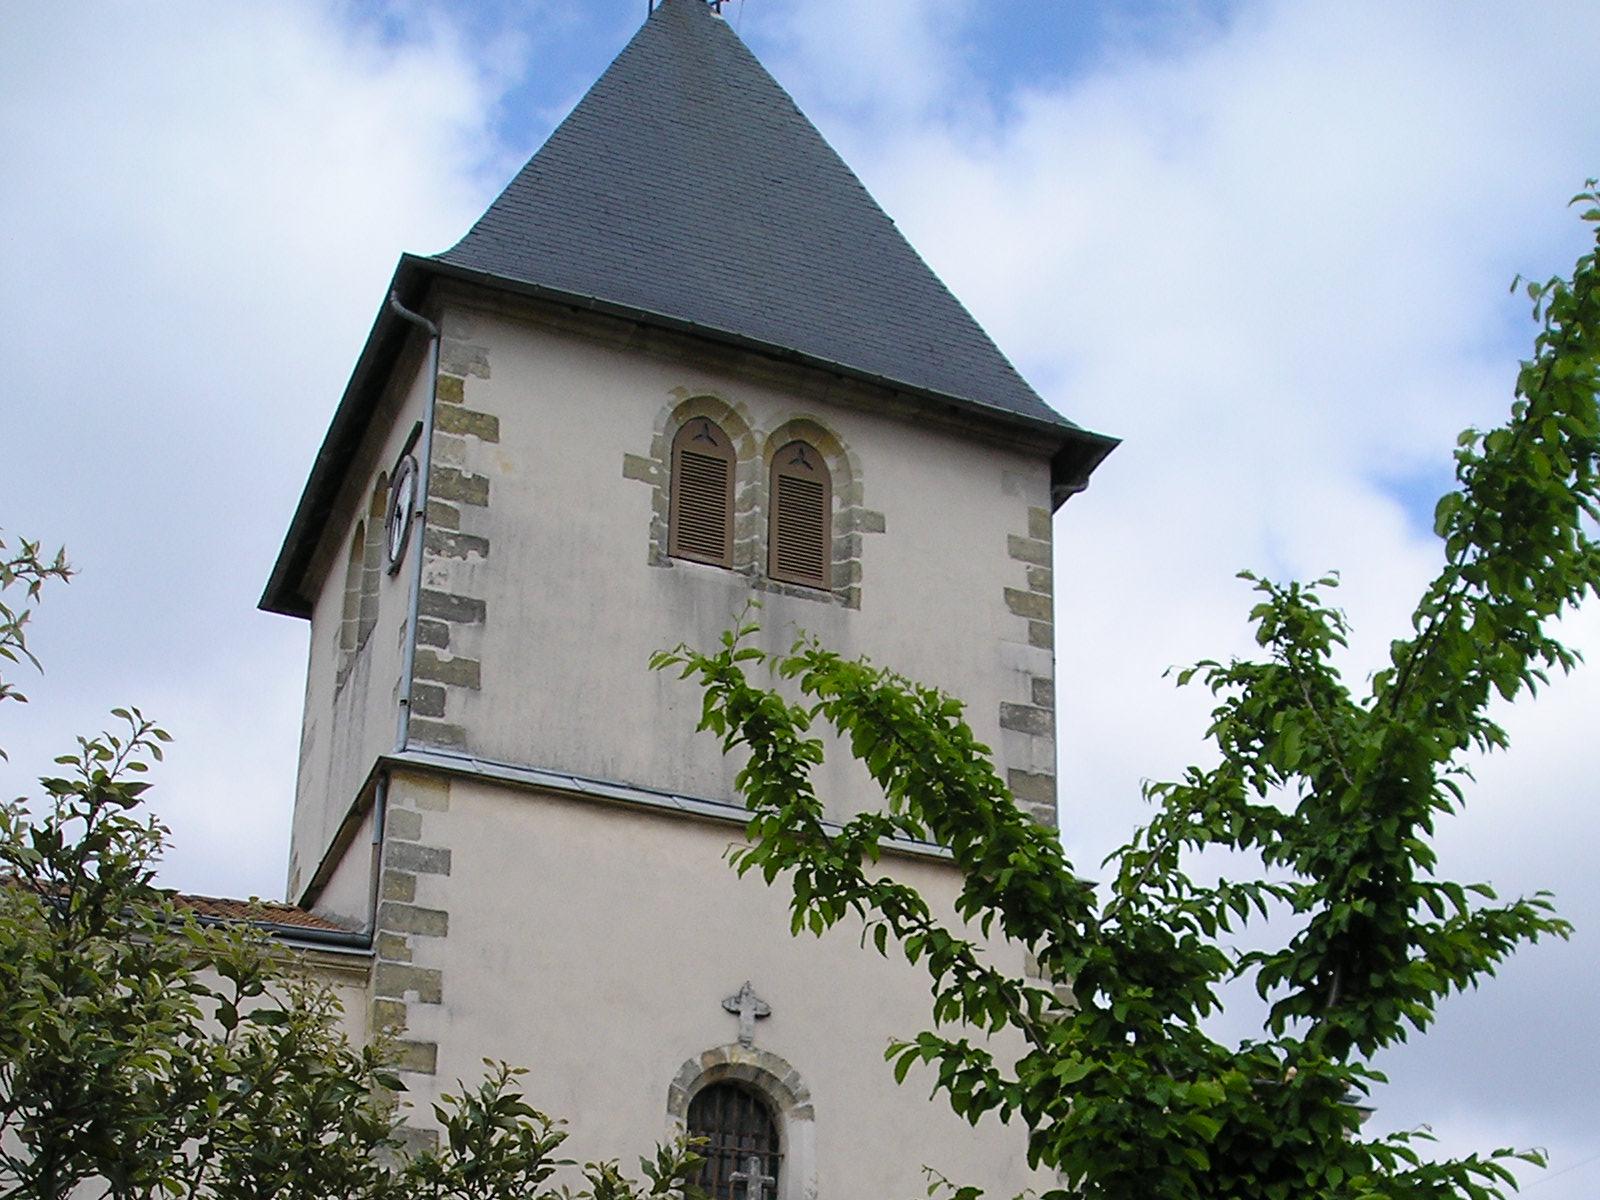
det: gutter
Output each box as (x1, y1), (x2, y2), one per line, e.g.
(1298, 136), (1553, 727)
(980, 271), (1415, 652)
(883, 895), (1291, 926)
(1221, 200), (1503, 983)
(383, 745), (957, 864)
(214, 917), (372, 954)
(418, 255), (1118, 456)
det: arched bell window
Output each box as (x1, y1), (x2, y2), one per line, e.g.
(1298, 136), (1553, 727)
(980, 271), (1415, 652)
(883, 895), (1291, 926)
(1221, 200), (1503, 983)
(356, 473), (387, 650)
(339, 522), (365, 655)
(768, 440), (831, 589)
(687, 1082), (781, 1199)
(670, 418), (736, 568)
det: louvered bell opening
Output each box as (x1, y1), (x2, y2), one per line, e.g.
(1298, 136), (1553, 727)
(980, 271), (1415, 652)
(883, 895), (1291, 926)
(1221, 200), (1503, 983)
(772, 472), (828, 587)
(672, 447), (733, 566)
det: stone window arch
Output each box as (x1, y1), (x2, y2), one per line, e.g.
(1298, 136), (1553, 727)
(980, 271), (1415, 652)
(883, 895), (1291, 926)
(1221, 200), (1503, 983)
(668, 1045), (815, 1200)
(629, 392), (760, 571)
(758, 418), (878, 610)
(767, 440), (831, 589)
(670, 418), (737, 568)
(339, 522), (365, 656)
(356, 472), (388, 650)
(337, 475), (390, 687)
(628, 398), (883, 605)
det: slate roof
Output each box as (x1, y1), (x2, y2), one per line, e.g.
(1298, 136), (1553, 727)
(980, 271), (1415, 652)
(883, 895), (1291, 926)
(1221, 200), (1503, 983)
(260, 0), (1116, 617)
(438, 0), (1065, 429)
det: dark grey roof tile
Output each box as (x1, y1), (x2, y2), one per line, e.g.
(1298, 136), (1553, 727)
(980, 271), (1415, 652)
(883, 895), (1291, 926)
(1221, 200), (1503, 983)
(437, 0), (1071, 428)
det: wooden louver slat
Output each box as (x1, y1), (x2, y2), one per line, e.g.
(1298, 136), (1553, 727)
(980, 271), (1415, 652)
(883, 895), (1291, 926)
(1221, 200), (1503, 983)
(768, 440), (831, 589)
(670, 419), (735, 567)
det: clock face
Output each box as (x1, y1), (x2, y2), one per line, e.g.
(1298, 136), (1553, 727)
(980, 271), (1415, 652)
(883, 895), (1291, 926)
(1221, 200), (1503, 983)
(385, 456), (418, 572)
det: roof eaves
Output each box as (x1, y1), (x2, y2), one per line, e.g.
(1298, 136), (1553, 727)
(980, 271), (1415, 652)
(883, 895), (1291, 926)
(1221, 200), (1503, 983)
(424, 255), (1107, 437)
(259, 259), (431, 618)
(419, 257), (1120, 506)
(260, 254), (1119, 616)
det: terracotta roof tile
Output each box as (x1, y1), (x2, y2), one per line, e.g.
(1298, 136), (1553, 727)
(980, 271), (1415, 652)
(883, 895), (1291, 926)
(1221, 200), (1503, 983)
(167, 891), (351, 933)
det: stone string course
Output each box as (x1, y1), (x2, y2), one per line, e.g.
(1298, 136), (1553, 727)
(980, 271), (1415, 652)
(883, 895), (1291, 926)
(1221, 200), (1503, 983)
(1001, 505), (1058, 828)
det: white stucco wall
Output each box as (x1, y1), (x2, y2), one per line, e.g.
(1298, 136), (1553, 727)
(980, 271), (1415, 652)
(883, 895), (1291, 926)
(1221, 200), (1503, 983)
(279, 287), (1072, 1194)
(384, 774), (1046, 1199)
(312, 806), (376, 930)
(417, 292), (1058, 824)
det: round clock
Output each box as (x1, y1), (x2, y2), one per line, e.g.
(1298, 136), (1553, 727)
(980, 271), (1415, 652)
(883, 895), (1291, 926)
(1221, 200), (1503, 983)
(385, 455), (419, 573)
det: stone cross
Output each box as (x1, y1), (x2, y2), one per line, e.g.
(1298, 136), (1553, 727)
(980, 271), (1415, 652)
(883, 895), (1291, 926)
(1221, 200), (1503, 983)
(730, 1152), (775, 1200)
(721, 981), (771, 1048)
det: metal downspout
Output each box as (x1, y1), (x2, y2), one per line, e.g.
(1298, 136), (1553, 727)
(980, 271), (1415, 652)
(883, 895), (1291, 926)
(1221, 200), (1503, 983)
(369, 294), (438, 949)
(363, 773), (389, 942)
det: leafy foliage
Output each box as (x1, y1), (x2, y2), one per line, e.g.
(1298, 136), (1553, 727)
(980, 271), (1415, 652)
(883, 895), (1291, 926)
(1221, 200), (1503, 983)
(0, 550), (705, 1197)
(0, 533), (71, 722)
(655, 186), (1600, 1199)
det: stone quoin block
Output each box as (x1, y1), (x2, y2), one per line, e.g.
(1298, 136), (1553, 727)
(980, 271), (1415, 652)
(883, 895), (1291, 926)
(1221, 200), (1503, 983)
(385, 809), (424, 841)
(375, 932), (412, 963)
(371, 998), (408, 1031)
(373, 962), (443, 1005)
(418, 589), (486, 625)
(413, 651), (481, 690)
(379, 901), (451, 938)
(999, 703), (1053, 737)
(410, 683), (448, 719)
(439, 339), (489, 378)
(1004, 587), (1053, 622)
(435, 405), (500, 442)
(409, 719), (468, 748)
(1008, 769), (1057, 807)
(390, 1040), (440, 1075)
(424, 528), (490, 561)
(429, 467), (490, 507)
(1007, 535), (1051, 566)
(386, 841), (452, 877)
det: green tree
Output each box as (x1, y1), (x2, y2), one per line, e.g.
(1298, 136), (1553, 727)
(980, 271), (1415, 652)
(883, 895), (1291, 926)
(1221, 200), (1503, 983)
(0, 533), (704, 1199)
(656, 185), (1600, 1200)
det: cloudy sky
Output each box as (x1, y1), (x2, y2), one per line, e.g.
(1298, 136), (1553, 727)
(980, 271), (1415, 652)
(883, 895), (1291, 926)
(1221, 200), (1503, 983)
(2, 0), (1596, 1194)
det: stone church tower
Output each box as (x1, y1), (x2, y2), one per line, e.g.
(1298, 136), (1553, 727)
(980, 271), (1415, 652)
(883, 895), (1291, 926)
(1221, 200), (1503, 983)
(260, 0), (1114, 1194)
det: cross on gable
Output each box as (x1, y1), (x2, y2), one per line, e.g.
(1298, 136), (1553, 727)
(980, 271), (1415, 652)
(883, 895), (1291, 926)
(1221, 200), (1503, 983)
(731, 1152), (776, 1200)
(721, 981), (771, 1048)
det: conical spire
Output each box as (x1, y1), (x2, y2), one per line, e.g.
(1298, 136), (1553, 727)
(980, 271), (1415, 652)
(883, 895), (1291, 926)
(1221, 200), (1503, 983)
(438, 0), (1069, 427)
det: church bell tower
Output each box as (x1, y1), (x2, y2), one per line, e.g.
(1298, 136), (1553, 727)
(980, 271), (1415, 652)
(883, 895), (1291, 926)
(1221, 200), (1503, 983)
(261, 0), (1114, 1192)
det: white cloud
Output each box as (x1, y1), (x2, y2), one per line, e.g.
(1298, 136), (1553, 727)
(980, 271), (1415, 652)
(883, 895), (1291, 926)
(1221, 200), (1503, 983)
(0, 0), (509, 897)
(766, 1), (1600, 1193)
(756, 0), (979, 124)
(2, 0), (1596, 1193)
